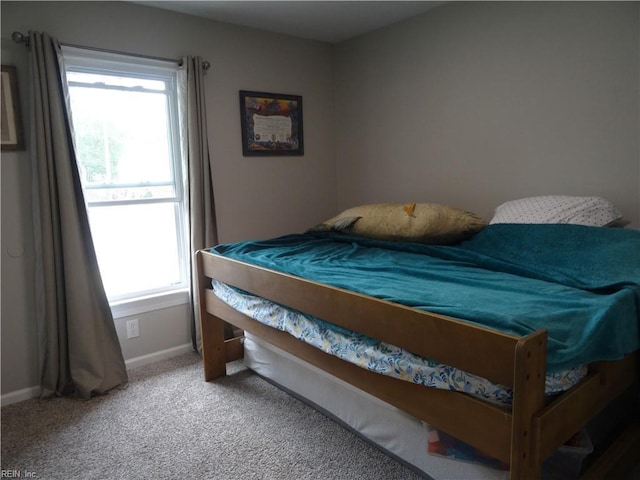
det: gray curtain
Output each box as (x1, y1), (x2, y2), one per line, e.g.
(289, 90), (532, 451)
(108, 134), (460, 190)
(29, 31), (128, 399)
(182, 56), (232, 352)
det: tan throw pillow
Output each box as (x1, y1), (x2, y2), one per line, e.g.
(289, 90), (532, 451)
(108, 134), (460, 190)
(310, 203), (487, 245)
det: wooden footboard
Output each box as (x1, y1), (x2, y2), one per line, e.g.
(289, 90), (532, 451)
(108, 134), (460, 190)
(196, 249), (638, 479)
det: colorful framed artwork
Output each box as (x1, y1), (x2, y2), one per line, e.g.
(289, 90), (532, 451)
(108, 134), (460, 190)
(239, 90), (303, 156)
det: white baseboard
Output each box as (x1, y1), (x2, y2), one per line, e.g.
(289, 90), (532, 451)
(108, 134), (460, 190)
(1, 343), (195, 407)
(125, 343), (194, 370)
(1, 386), (41, 407)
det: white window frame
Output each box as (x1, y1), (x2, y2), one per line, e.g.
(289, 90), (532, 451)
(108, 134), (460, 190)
(62, 47), (190, 318)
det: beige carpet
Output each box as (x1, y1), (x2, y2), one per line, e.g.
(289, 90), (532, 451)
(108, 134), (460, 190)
(1, 353), (425, 480)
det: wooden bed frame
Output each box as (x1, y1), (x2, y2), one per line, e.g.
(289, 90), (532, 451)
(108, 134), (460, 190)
(196, 249), (639, 480)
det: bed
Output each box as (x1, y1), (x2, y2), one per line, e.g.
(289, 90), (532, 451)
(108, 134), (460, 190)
(196, 198), (640, 479)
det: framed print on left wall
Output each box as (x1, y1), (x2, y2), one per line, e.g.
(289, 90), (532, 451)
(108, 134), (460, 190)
(1, 65), (25, 151)
(239, 90), (303, 156)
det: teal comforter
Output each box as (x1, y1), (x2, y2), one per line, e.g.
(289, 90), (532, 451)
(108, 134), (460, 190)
(211, 224), (640, 373)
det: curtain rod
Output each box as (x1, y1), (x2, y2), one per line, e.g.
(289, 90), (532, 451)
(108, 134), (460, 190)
(11, 31), (211, 71)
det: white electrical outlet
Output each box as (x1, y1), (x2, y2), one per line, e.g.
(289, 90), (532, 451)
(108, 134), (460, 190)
(126, 319), (140, 339)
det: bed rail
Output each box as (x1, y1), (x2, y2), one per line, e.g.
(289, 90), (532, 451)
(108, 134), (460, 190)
(198, 250), (530, 388)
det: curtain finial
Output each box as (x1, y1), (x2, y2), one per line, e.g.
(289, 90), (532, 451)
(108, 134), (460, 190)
(11, 31), (30, 47)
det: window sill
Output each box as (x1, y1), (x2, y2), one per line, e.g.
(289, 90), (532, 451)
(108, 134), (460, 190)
(110, 289), (190, 319)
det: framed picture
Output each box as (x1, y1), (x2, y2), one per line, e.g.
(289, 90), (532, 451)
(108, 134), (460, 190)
(239, 90), (303, 156)
(1, 65), (25, 151)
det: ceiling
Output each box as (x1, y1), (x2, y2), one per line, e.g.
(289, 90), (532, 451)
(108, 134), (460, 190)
(135, 1), (445, 44)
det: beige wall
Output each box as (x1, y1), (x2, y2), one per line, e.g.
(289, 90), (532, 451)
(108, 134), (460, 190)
(334, 1), (639, 226)
(1, 1), (336, 396)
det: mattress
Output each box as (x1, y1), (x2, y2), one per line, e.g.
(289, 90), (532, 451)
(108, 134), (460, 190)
(243, 332), (510, 480)
(211, 224), (640, 373)
(212, 280), (586, 406)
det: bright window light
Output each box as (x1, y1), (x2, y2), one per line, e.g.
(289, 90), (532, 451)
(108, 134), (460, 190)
(64, 50), (188, 305)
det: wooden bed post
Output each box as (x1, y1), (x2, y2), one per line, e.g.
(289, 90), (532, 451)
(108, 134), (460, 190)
(509, 330), (547, 480)
(196, 250), (227, 381)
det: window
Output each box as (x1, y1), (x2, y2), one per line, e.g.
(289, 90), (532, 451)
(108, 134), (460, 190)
(63, 48), (189, 316)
